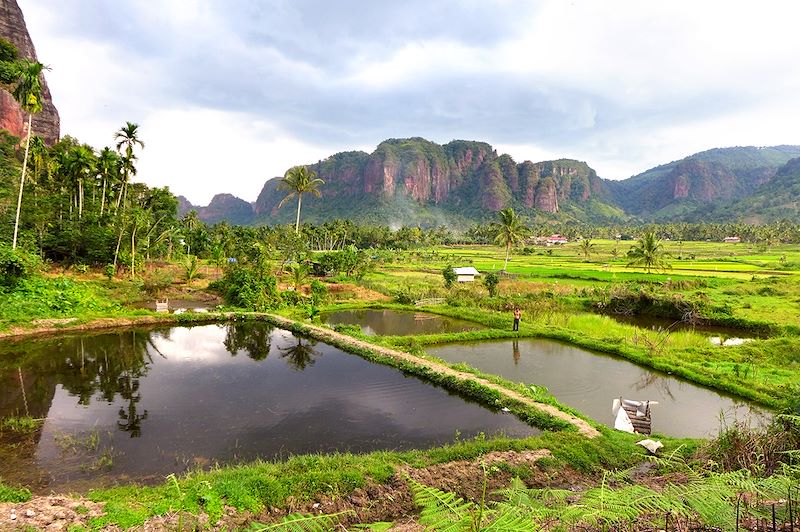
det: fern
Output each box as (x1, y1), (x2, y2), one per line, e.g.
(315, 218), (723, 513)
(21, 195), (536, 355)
(408, 476), (476, 530)
(248, 510), (353, 531)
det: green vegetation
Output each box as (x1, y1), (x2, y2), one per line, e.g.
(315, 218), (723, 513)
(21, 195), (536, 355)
(277, 165), (325, 232)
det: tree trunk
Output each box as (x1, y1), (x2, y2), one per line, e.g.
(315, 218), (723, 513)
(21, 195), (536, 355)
(295, 193), (303, 233)
(130, 226), (136, 279)
(112, 222), (125, 271)
(100, 177), (107, 216)
(504, 242), (511, 271)
(11, 114), (33, 250)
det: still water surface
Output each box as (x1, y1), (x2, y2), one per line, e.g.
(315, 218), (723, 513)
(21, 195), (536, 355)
(322, 309), (483, 336)
(428, 339), (768, 438)
(0, 323), (536, 490)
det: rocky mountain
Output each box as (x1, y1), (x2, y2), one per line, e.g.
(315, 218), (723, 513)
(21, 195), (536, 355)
(0, 0), (60, 145)
(705, 157), (800, 224)
(179, 142), (800, 227)
(178, 194), (255, 225)
(250, 138), (621, 226)
(608, 146), (800, 220)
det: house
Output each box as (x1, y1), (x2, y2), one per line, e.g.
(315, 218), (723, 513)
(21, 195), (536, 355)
(546, 234), (569, 245)
(723, 236), (741, 243)
(453, 266), (479, 283)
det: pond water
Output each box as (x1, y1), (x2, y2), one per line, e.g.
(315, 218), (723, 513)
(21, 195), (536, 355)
(427, 339), (768, 438)
(322, 309), (484, 336)
(0, 323), (537, 491)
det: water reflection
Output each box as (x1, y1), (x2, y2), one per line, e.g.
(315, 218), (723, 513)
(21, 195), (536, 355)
(0, 323), (539, 491)
(429, 339), (769, 438)
(322, 309), (484, 336)
(278, 338), (321, 370)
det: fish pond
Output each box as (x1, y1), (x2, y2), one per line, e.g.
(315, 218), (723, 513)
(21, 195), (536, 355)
(428, 339), (768, 438)
(322, 309), (484, 336)
(0, 323), (537, 492)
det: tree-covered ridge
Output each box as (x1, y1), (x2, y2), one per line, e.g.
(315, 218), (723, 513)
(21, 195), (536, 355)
(609, 145), (800, 217)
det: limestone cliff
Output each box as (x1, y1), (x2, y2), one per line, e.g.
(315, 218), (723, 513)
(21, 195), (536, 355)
(0, 0), (59, 144)
(250, 138), (615, 225)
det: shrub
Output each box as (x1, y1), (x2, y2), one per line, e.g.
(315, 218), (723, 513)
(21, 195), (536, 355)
(280, 289), (304, 306)
(0, 245), (41, 289)
(310, 279), (329, 305)
(212, 265), (281, 311)
(483, 272), (500, 297)
(442, 265), (456, 288)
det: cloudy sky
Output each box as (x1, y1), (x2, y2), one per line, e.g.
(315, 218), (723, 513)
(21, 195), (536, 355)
(22, 0), (800, 205)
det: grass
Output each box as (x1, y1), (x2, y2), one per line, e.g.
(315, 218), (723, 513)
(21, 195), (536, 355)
(84, 429), (657, 529)
(0, 415), (43, 434)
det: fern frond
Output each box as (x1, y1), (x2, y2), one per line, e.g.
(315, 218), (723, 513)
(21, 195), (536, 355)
(248, 510), (353, 531)
(483, 503), (542, 531)
(408, 476), (476, 530)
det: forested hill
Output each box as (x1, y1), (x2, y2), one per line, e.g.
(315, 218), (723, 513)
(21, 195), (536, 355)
(179, 140), (800, 226)
(606, 145), (800, 221)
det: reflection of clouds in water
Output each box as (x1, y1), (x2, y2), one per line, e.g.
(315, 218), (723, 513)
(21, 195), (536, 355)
(149, 324), (230, 364)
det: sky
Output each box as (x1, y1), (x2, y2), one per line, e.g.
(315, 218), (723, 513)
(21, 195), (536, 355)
(21, 0), (800, 205)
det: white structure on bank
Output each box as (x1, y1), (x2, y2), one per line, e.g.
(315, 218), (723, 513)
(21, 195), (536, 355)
(453, 267), (480, 283)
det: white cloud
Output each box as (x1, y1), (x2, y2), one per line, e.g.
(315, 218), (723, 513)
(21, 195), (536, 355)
(18, 0), (800, 202)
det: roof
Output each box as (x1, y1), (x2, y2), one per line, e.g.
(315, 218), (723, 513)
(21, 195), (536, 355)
(453, 267), (479, 276)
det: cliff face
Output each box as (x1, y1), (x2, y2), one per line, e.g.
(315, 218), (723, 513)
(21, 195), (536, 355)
(609, 145), (800, 217)
(250, 138), (614, 224)
(0, 0), (60, 144)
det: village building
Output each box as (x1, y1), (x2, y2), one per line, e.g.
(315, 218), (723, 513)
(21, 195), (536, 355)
(453, 266), (480, 283)
(723, 236), (741, 243)
(546, 234), (569, 245)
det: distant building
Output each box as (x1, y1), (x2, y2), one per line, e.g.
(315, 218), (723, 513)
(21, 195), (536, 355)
(453, 266), (479, 283)
(723, 236), (741, 243)
(546, 234), (569, 245)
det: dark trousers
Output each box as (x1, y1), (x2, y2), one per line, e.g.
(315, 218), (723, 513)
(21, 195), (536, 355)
(513, 318), (520, 331)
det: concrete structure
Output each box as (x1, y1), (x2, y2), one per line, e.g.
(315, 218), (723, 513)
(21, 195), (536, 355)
(453, 266), (479, 282)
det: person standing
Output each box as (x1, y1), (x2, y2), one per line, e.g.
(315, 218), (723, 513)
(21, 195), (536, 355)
(512, 307), (521, 331)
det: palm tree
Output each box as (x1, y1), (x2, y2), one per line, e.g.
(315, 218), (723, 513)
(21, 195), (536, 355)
(288, 262), (310, 292)
(11, 59), (47, 249)
(277, 165), (324, 233)
(490, 208), (531, 271)
(97, 147), (119, 217)
(626, 232), (671, 273)
(579, 239), (595, 261)
(64, 145), (96, 219)
(114, 122), (144, 214)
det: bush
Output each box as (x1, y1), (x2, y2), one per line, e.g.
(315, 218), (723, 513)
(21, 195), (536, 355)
(483, 271), (500, 297)
(280, 289), (304, 306)
(442, 265), (456, 288)
(211, 265), (281, 311)
(0, 245), (41, 289)
(310, 279), (329, 305)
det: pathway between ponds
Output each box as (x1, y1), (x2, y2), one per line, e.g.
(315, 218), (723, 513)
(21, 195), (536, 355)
(265, 314), (601, 439)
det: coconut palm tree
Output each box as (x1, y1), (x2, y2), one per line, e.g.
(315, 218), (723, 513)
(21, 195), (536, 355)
(626, 232), (671, 273)
(11, 59), (47, 249)
(64, 145), (96, 219)
(277, 165), (324, 233)
(490, 208), (531, 271)
(114, 122), (144, 214)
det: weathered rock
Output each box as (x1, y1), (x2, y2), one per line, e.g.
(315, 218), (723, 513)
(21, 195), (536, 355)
(0, 0), (60, 145)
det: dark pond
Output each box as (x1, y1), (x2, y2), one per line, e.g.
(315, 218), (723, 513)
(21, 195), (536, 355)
(428, 339), (768, 438)
(322, 309), (483, 336)
(0, 323), (537, 491)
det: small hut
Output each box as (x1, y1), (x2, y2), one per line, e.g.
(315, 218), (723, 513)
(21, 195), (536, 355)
(453, 267), (479, 283)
